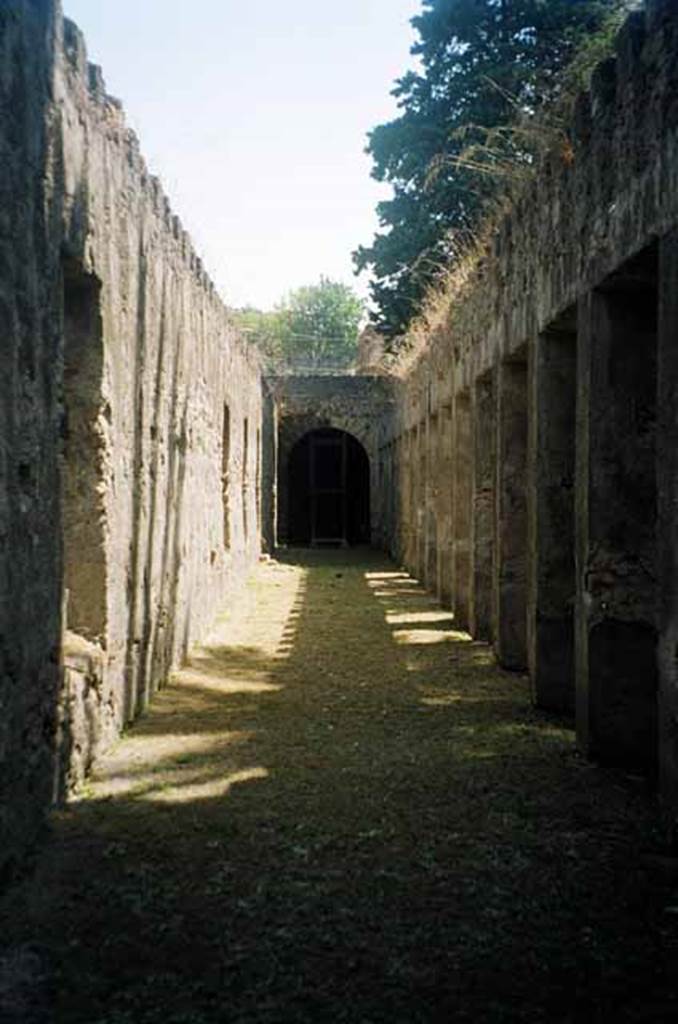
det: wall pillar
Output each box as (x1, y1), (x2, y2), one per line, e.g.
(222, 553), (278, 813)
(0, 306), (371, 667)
(425, 412), (439, 591)
(419, 413), (430, 581)
(439, 403), (454, 608)
(417, 418), (428, 581)
(403, 427), (417, 572)
(494, 358), (528, 669)
(470, 373), (495, 641)
(392, 436), (403, 562)
(453, 391), (472, 630)
(527, 318), (577, 712)
(382, 442), (393, 555)
(576, 272), (657, 775)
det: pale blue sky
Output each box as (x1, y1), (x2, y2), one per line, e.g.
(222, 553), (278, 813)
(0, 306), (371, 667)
(62, 0), (421, 310)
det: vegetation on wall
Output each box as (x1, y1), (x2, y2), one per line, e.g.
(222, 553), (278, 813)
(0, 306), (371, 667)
(233, 277), (364, 369)
(354, 0), (633, 343)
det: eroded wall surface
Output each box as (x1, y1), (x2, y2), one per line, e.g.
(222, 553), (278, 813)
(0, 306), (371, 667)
(0, 0), (63, 879)
(380, 0), (678, 828)
(1, 2), (268, 872)
(55, 15), (266, 787)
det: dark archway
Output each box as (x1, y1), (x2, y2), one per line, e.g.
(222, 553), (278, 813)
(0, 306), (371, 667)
(288, 428), (370, 546)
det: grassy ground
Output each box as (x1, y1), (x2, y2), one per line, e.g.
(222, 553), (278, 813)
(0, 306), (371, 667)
(1, 550), (678, 1023)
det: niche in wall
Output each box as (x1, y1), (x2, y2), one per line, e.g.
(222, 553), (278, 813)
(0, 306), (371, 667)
(61, 261), (107, 644)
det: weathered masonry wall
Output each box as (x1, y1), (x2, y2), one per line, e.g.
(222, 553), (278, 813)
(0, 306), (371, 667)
(0, 0), (63, 880)
(269, 375), (397, 548)
(56, 16), (266, 789)
(0, 2), (267, 875)
(381, 0), (678, 829)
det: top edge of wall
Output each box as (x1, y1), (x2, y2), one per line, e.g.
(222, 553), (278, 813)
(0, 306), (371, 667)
(390, 0), (678, 378)
(57, 8), (259, 367)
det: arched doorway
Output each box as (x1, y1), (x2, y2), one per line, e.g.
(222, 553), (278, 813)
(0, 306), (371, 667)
(288, 428), (370, 546)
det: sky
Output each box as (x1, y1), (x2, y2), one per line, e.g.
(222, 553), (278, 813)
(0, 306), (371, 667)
(62, 0), (421, 311)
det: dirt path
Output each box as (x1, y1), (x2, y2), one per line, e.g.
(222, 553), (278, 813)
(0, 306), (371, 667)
(2, 550), (677, 1023)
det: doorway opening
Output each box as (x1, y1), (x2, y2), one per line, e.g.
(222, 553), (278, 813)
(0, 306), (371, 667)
(579, 241), (658, 777)
(287, 429), (370, 546)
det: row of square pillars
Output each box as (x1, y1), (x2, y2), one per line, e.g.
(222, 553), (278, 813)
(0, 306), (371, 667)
(398, 232), (678, 805)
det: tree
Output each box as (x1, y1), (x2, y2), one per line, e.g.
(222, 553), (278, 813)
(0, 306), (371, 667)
(277, 277), (364, 367)
(233, 277), (364, 369)
(232, 306), (286, 363)
(354, 0), (629, 340)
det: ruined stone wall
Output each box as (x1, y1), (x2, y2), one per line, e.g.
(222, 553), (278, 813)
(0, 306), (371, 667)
(0, 2), (268, 870)
(396, 4), (677, 387)
(0, 0), (63, 878)
(269, 375), (397, 547)
(383, 0), (678, 828)
(54, 13), (265, 786)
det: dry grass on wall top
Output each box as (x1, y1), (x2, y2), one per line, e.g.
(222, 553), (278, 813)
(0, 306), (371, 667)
(387, 4), (637, 376)
(389, 213), (506, 378)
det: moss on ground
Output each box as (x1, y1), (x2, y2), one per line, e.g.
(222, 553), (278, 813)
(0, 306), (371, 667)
(1, 550), (677, 1023)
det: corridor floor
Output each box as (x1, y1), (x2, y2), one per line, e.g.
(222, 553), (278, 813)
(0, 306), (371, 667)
(2, 551), (678, 1023)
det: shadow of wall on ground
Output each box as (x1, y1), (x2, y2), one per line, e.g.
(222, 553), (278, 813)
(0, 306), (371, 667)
(1, 551), (676, 1023)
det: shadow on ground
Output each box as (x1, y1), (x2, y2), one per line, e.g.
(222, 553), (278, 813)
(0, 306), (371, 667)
(1, 549), (677, 1023)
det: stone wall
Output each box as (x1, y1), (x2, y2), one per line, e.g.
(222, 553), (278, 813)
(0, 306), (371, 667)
(0, 2), (268, 874)
(0, 0), (63, 880)
(380, 0), (678, 829)
(54, 13), (267, 787)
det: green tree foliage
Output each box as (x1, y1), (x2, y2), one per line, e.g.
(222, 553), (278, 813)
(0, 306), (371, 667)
(233, 277), (364, 369)
(233, 306), (286, 364)
(354, 0), (629, 340)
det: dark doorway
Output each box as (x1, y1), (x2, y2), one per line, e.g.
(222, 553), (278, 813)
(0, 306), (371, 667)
(288, 429), (370, 546)
(577, 241), (659, 778)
